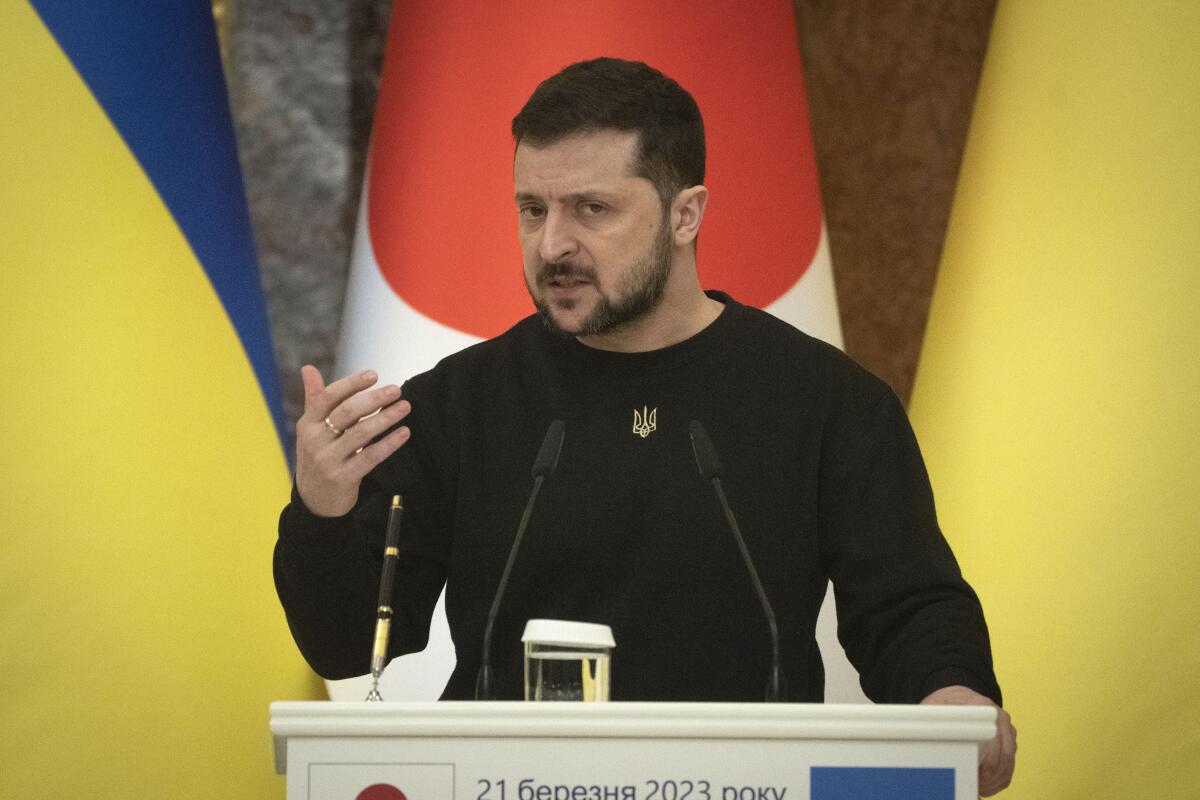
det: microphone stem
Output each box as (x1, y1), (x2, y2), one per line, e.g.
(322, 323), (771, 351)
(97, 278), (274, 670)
(478, 474), (545, 699)
(712, 477), (785, 700)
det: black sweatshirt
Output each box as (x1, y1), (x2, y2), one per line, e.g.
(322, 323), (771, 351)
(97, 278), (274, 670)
(274, 292), (1001, 704)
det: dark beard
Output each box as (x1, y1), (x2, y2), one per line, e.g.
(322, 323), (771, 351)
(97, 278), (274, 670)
(533, 219), (673, 338)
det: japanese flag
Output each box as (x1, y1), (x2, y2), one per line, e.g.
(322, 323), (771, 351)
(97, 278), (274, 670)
(331, 0), (860, 702)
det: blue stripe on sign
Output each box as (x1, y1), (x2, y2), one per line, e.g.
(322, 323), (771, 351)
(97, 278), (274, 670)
(29, 0), (289, 456)
(811, 767), (953, 800)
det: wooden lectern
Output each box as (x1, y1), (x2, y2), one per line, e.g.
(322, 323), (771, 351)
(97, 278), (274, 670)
(270, 702), (993, 800)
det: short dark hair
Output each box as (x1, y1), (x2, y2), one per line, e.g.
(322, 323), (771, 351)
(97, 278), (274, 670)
(512, 57), (705, 207)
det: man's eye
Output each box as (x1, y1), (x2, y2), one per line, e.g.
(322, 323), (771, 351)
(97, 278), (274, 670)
(520, 206), (545, 219)
(581, 203), (606, 215)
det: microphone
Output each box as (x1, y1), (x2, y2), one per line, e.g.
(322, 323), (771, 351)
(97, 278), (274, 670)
(689, 420), (787, 702)
(475, 419), (566, 700)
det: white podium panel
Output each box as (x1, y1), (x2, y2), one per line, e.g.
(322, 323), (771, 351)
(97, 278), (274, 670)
(270, 702), (993, 800)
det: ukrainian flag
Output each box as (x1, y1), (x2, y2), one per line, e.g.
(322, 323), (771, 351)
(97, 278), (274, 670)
(911, 2), (1200, 796)
(0, 3), (318, 796)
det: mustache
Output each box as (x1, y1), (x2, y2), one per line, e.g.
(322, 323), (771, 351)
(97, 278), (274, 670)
(537, 261), (597, 284)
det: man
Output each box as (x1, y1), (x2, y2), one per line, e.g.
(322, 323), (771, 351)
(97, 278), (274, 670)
(275, 58), (1015, 794)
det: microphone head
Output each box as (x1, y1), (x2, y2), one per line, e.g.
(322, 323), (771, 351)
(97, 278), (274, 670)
(531, 419), (566, 478)
(688, 419), (723, 480)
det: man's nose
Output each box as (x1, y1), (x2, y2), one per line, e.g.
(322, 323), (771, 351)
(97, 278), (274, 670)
(538, 210), (578, 264)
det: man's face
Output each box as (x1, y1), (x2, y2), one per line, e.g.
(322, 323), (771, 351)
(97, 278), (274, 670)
(514, 129), (674, 338)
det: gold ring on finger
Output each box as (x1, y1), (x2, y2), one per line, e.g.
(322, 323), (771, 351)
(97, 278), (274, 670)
(324, 416), (344, 437)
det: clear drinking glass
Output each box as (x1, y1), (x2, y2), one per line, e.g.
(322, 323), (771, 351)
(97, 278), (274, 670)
(522, 619), (614, 702)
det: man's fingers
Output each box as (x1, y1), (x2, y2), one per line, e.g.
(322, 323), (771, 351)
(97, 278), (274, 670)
(979, 744), (1003, 795)
(326, 384), (404, 435)
(315, 397), (411, 468)
(319, 397), (411, 464)
(350, 425), (412, 474)
(293, 366), (411, 518)
(300, 364), (326, 407)
(304, 368), (380, 421)
(364, 424), (412, 470)
(339, 398), (411, 451)
(980, 763), (1014, 796)
(980, 712), (1016, 796)
(919, 688), (1015, 797)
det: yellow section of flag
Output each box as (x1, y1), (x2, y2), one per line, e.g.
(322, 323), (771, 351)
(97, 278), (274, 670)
(911, 2), (1200, 797)
(0, 4), (318, 797)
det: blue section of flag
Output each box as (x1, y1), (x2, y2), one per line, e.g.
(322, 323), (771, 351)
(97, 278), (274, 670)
(811, 767), (954, 800)
(29, 0), (289, 458)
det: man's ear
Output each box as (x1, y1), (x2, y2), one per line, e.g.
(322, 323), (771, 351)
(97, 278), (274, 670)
(671, 185), (709, 246)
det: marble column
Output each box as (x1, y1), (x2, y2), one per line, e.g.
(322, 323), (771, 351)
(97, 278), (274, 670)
(793, 0), (996, 402)
(223, 0), (391, 434)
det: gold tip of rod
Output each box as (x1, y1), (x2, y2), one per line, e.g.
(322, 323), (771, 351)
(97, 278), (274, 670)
(391, 495), (402, 508)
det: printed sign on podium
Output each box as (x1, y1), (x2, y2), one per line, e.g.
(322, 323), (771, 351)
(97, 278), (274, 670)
(270, 702), (993, 800)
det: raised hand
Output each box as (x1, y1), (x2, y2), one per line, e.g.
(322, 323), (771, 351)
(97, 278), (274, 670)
(295, 365), (412, 517)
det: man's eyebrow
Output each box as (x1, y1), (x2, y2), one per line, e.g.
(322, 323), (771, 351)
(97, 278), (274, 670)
(514, 189), (621, 204)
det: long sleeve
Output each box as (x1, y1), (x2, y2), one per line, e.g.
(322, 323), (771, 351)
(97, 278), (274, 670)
(272, 381), (453, 680)
(270, 301), (1002, 701)
(818, 385), (1002, 705)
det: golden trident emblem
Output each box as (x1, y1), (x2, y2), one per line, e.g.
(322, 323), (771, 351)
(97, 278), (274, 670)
(632, 406), (657, 438)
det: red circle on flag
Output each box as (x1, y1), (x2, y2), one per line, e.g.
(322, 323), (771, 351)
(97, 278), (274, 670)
(367, 0), (822, 338)
(357, 785), (408, 800)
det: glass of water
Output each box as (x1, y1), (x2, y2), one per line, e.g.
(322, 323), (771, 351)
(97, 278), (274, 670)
(522, 619), (614, 702)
